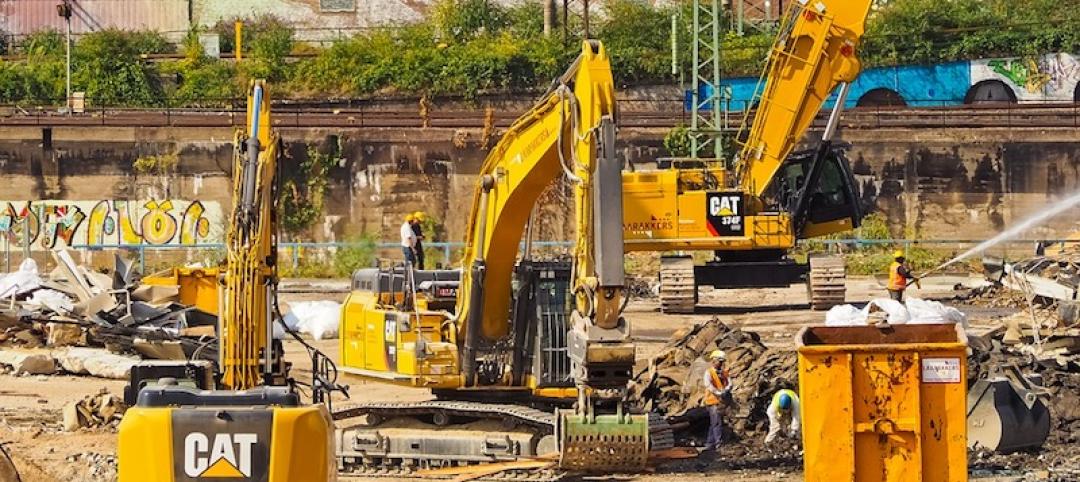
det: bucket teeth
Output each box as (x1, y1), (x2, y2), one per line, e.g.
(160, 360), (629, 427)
(557, 412), (649, 472)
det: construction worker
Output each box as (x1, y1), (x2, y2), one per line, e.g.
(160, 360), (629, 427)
(887, 250), (917, 301)
(400, 214), (418, 266)
(702, 350), (731, 453)
(765, 388), (801, 445)
(412, 211), (427, 270)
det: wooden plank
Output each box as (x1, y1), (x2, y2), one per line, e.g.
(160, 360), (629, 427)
(416, 455), (557, 479)
(649, 447), (700, 460)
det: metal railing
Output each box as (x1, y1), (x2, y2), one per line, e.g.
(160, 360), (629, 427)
(4, 96), (1080, 129)
(3, 237), (1066, 276)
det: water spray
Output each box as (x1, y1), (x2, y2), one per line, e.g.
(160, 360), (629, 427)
(918, 189), (1080, 278)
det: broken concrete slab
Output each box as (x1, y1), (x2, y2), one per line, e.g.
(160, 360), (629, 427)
(53, 347), (138, 379)
(0, 349), (57, 374)
(131, 284), (180, 305)
(62, 400), (81, 431)
(132, 338), (186, 360)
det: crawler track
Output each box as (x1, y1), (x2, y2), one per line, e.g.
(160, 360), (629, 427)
(333, 401), (672, 479)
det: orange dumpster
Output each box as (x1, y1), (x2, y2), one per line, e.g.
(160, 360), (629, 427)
(797, 323), (967, 482)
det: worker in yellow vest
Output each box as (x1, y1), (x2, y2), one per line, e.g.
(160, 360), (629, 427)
(702, 350), (731, 452)
(887, 250), (917, 302)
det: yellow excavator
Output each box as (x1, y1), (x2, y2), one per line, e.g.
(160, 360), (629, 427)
(622, 0), (873, 312)
(337, 40), (654, 475)
(118, 81), (338, 481)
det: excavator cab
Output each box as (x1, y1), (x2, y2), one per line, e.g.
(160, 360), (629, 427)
(774, 145), (863, 238)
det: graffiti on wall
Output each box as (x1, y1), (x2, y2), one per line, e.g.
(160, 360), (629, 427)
(0, 200), (223, 249)
(973, 53), (1080, 102)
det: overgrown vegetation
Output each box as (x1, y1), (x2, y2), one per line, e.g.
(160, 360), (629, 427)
(332, 234), (379, 276)
(280, 140), (342, 237)
(1, 0), (1075, 105)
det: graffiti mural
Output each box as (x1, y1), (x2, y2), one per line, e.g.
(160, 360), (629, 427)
(0, 200), (223, 249)
(714, 52), (1080, 109)
(963, 53), (1078, 103)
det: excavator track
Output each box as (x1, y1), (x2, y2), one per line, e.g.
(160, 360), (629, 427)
(659, 256), (696, 314)
(334, 402), (671, 478)
(807, 255), (846, 310)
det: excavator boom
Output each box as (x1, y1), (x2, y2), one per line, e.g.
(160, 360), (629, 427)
(737, 0), (872, 196)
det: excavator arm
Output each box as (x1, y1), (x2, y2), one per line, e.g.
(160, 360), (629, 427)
(220, 80), (281, 389)
(455, 40), (626, 389)
(454, 40), (645, 470)
(737, 0), (872, 200)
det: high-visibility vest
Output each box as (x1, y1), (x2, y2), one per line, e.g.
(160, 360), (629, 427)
(704, 367), (730, 406)
(888, 261), (907, 291)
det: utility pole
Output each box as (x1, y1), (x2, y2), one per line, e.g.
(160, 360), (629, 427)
(56, 0), (72, 113)
(543, 0), (556, 37)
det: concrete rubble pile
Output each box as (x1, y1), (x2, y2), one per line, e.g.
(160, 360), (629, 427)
(629, 317), (798, 440)
(0, 250), (219, 379)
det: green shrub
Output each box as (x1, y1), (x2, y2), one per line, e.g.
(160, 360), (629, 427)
(597, 0), (673, 83)
(432, 0), (508, 43)
(160, 30), (241, 106)
(3, 0), (1079, 106)
(333, 235), (378, 276)
(663, 125), (691, 157)
(73, 29), (169, 106)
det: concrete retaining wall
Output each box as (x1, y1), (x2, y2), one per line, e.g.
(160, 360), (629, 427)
(2, 124), (1078, 246)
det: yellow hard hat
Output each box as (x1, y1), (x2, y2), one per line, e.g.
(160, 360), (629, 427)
(405, 213), (416, 222)
(413, 211), (426, 220)
(709, 350), (727, 361)
(893, 250), (904, 259)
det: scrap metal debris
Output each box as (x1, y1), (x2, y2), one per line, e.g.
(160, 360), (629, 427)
(62, 389), (127, 431)
(0, 251), (218, 360)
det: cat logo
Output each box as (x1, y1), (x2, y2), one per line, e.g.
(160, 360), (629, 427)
(705, 192), (745, 237)
(184, 432), (257, 478)
(708, 194), (739, 217)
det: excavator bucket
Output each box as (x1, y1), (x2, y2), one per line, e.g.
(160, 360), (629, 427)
(556, 409), (649, 472)
(0, 444), (19, 482)
(967, 364), (1051, 453)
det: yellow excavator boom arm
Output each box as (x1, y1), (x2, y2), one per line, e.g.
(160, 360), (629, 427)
(454, 41), (623, 381)
(737, 0), (873, 197)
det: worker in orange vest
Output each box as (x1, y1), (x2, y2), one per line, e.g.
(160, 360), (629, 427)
(702, 350), (731, 453)
(887, 250), (917, 301)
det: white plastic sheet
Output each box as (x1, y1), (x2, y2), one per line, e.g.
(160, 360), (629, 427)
(0, 258), (42, 299)
(276, 300), (342, 340)
(26, 289), (75, 314)
(825, 297), (966, 327)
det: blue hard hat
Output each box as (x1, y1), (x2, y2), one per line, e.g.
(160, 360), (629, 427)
(778, 393), (792, 410)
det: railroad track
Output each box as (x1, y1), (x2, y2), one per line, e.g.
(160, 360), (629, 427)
(3, 103), (1079, 129)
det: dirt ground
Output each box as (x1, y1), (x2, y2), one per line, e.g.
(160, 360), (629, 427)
(0, 274), (1053, 481)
